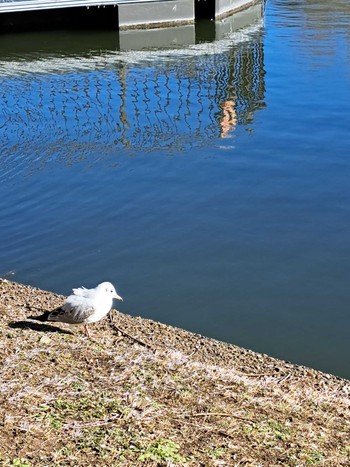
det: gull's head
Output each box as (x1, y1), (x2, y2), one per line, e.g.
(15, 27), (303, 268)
(98, 281), (123, 301)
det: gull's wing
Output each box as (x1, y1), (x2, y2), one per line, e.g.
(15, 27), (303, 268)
(48, 295), (96, 324)
(72, 286), (91, 297)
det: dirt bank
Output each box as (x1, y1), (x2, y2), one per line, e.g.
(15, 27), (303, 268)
(0, 279), (349, 466)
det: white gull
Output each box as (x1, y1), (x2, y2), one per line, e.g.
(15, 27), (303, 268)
(30, 281), (123, 337)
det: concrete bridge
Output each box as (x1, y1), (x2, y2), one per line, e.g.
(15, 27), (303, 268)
(0, 0), (261, 30)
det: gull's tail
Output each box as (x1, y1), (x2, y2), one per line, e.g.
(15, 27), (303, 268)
(28, 307), (66, 323)
(28, 311), (50, 322)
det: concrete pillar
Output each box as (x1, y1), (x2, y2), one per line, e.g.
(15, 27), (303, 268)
(117, 0), (194, 29)
(215, 0), (258, 20)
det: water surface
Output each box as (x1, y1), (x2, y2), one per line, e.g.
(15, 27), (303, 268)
(1, 0), (349, 379)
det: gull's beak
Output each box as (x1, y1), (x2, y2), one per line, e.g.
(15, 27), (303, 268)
(114, 292), (123, 301)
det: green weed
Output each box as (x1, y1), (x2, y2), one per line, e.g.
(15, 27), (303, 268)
(138, 438), (186, 463)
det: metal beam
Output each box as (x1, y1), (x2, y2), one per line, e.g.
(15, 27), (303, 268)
(0, 0), (158, 13)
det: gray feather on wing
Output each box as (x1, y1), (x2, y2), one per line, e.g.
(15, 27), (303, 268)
(48, 296), (96, 324)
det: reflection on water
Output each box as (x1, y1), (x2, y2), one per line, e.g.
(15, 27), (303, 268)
(1, 1), (350, 380)
(0, 5), (266, 179)
(270, 0), (350, 69)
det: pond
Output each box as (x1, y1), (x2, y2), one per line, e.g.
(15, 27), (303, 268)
(1, 0), (349, 379)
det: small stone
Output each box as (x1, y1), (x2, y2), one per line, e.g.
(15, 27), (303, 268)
(39, 335), (51, 345)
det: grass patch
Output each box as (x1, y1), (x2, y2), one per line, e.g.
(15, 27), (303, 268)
(138, 438), (186, 463)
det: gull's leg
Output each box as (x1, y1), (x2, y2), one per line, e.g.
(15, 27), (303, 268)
(84, 324), (91, 338)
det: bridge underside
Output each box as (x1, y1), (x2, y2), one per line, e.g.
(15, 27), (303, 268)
(0, 0), (260, 30)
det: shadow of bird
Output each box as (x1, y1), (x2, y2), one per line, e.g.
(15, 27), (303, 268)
(9, 320), (73, 334)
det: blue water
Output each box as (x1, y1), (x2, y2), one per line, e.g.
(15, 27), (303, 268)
(1, 0), (349, 379)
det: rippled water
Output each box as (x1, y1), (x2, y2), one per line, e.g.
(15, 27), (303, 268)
(1, 0), (349, 379)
